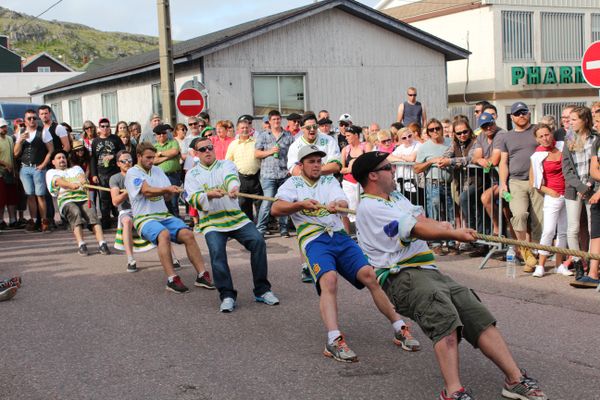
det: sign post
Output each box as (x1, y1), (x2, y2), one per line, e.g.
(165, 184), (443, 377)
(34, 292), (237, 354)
(176, 88), (205, 117)
(581, 41), (600, 88)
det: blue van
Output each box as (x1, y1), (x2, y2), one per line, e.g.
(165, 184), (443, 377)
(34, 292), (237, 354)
(0, 102), (57, 136)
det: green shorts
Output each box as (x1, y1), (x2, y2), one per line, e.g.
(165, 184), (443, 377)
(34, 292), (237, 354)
(383, 268), (496, 347)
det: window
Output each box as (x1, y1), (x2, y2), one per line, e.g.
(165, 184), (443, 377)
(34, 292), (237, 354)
(51, 102), (63, 122)
(101, 92), (118, 124)
(151, 83), (162, 117)
(541, 12), (584, 62)
(68, 98), (82, 129)
(502, 11), (533, 62)
(252, 74), (305, 116)
(593, 14), (600, 42)
(37, 66), (51, 72)
(542, 102), (586, 127)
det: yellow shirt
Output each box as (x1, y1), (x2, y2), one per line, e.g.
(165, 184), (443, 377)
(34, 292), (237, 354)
(225, 137), (260, 175)
(0, 135), (14, 176)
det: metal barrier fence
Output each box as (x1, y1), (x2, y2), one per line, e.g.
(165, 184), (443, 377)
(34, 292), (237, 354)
(384, 161), (507, 269)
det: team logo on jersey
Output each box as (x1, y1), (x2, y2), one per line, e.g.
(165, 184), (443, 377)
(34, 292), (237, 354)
(133, 178), (143, 187)
(301, 208), (330, 217)
(312, 263), (320, 274)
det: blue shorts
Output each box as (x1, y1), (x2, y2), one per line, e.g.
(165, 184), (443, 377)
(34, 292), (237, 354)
(20, 165), (47, 196)
(304, 232), (368, 294)
(139, 217), (189, 245)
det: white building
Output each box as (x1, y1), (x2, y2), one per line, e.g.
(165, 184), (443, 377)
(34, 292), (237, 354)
(31, 0), (468, 132)
(0, 72), (81, 104)
(377, 0), (600, 128)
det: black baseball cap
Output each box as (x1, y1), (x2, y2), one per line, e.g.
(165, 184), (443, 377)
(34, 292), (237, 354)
(351, 151), (390, 185)
(287, 113), (302, 121)
(189, 136), (211, 149)
(317, 118), (332, 125)
(153, 123), (173, 134)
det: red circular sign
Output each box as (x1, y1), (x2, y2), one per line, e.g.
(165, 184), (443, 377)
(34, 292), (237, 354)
(176, 88), (205, 116)
(582, 41), (600, 88)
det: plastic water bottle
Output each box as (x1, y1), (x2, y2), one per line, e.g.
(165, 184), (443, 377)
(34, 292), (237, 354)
(506, 246), (517, 279)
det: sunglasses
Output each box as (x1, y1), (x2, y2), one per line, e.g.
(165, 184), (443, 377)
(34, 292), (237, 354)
(512, 110), (528, 117)
(303, 124), (318, 130)
(401, 134), (413, 140)
(481, 123), (495, 130)
(381, 139), (392, 144)
(99, 124), (110, 128)
(408, 94), (417, 97)
(189, 122), (199, 126)
(195, 144), (214, 153)
(455, 130), (470, 135)
(26, 116), (36, 121)
(427, 126), (442, 133)
(84, 126), (93, 130)
(339, 122), (349, 127)
(155, 131), (168, 135)
(372, 163), (394, 173)
(119, 159), (133, 164)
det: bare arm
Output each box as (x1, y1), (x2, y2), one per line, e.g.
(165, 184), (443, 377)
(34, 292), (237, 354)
(421, 105), (427, 128)
(412, 219), (476, 242)
(499, 151), (509, 192)
(321, 161), (341, 175)
(255, 147), (277, 159)
(140, 181), (181, 198)
(110, 186), (129, 207)
(61, 135), (71, 153)
(414, 158), (438, 174)
(396, 103), (404, 123)
(271, 199), (319, 217)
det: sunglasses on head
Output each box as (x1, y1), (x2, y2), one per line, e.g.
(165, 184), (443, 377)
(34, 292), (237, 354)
(401, 134), (413, 140)
(455, 130), (470, 136)
(195, 144), (214, 153)
(303, 124), (318, 130)
(372, 163), (393, 173)
(512, 110), (528, 117)
(427, 126), (442, 133)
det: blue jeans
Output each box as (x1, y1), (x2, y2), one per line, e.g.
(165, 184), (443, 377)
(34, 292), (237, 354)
(256, 177), (288, 234)
(426, 182), (455, 247)
(19, 165), (47, 196)
(204, 223), (271, 300)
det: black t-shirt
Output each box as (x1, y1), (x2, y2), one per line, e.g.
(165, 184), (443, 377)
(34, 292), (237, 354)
(90, 135), (124, 177)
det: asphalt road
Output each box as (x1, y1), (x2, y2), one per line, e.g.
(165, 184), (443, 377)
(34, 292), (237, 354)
(1, 228), (599, 400)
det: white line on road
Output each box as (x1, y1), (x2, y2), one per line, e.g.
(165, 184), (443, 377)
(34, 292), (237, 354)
(180, 100), (202, 106)
(586, 60), (600, 70)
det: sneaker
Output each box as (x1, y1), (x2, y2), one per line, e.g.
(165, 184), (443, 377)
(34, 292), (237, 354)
(439, 387), (474, 400)
(323, 335), (358, 363)
(220, 297), (236, 313)
(573, 259), (585, 281)
(468, 246), (489, 258)
(432, 246), (447, 256)
(569, 275), (600, 289)
(78, 244), (89, 256)
(166, 276), (189, 294)
(393, 325), (421, 351)
(127, 260), (138, 273)
(99, 242), (111, 255)
(280, 231), (291, 238)
(194, 271), (216, 290)
(255, 291), (280, 305)
(0, 287), (17, 302)
(301, 263), (312, 283)
(555, 264), (574, 276)
(25, 219), (36, 232)
(532, 265), (544, 278)
(0, 221), (6, 230)
(173, 258), (182, 270)
(40, 218), (50, 233)
(0, 276), (22, 289)
(522, 264), (535, 274)
(501, 369), (547, 400)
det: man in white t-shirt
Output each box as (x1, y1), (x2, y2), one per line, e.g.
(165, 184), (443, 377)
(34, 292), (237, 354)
(271, 145), (420, 364)
(46, 150), (107, 255)
(352, 151), (547, 400)
(125, 142), (214, 294)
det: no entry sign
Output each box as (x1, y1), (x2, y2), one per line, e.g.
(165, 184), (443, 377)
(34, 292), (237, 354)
(582, 41), (600, 88)
(176, 88), (205, 116)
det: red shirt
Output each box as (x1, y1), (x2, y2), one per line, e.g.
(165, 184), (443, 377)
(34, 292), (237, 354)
(542, 157), (565, 195)
(211, 136), (234, 160)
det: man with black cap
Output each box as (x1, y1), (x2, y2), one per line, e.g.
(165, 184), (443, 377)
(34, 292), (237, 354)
(153, 123), (182, 217)
(271, 145), (420, 363)
(353, 151), (548, 400)
(184, 136), (277, 313)
(284, 113), (302, 137)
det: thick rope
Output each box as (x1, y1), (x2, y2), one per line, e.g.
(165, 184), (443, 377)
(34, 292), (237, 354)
(236, 192), (355, 214)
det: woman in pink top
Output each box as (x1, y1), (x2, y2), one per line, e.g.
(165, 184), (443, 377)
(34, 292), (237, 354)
(211, 120), (234, 160)
(529, 124), (573, 277)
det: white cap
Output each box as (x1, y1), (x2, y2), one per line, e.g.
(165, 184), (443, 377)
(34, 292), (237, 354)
(338, 113), (352, 123)
(0, 118), (8, 128)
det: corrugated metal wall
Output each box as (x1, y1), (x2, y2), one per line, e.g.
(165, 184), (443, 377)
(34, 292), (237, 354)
(541, 12), (584, 62)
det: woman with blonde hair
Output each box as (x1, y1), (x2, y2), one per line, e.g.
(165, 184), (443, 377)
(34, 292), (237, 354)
(375, 129), (395, 153)
(117, 123), (137, 165)
(81, 120), (97, 153)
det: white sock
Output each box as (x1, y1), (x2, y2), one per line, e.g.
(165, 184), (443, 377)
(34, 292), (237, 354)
(197, 272), (205, 278)
(127, 255), (135, 263)
(167, 275), (177, 282)
(327, 330), (341, 345)
(78, 241), (86, 247)
(99, 240), (107, 246)
(392, 319), (406, 332)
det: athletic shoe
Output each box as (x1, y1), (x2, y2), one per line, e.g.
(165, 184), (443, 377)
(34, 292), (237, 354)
(432, 246), (448, 256)
(40, 218), (50, 233)
(501, 369), (547, 400)
(220, 297), (236, 313)
(127, 260), (138, 273)
(194, 271), (216, 289)
(301, 263), (312, 283)
(569, 276), (600, 289)
(323, 335), (358, 363)
(78, 244), (89, 256)
(8, 221), (19, 229)
(0, 276), (22, 289)
(173, 258), (182, 270)
(166, 276), (189, 294)
(99, 242), (111, 255)
(439, 387), (474, 400)
(573, 259), (585, 281)
(281, 231), (291, 238)
(255, 291), (280, 305)
(0, 221), (6, 230)
(0, 287), (17, 302)
(25, 219), (36, 232)
(393, 325), (421, 351)
(532, 265), (544, 278)
(555, 264), (574, 276)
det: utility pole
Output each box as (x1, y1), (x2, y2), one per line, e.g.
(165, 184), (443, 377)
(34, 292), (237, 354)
(157, 0), (176, 126)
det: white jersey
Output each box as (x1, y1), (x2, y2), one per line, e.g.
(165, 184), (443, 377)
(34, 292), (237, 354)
(287, 133), (341, 173)
(125, 165), (172, 232)
(46, 166), (88, 212)
(356, 191), (435, 286)
(184, 159), (250, 234)
(276, 175), (347, 252)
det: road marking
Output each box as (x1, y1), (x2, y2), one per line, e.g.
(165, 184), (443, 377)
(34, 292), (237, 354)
(180, 100), (202, 106)
(586, 60), (600, 70)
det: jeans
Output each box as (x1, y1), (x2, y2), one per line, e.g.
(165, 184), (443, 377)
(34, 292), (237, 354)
(426, 182), (454, 223)
(565, 198), (591, 257)
(539, 195), (567, 256)
(204, 223), (271, 300)
(98, 174), (117, 228)
(165, 172), (181, 217)
(459, 185), (485, 233)
(19, 165), (47, 196)
(256, 177), (288, 234)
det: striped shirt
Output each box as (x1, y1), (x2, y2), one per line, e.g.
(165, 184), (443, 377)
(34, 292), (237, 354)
(46, 166), (88, 212)
(125, 165), (172, 232)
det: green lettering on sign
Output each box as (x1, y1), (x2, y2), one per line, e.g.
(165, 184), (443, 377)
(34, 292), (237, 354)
(559, 67), (573, 84)
(543, 67), (557, 84)
(527, 67), (541, 84)
(574, 66), (585, 83)
(511, 67), (525, 85)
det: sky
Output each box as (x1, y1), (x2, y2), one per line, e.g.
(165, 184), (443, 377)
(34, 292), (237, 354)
(3, 0), (383, 40)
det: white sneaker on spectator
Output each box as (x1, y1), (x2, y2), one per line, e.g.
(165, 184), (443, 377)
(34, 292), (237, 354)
(532, 265), (545, 278)
(556, 264), (574, 276)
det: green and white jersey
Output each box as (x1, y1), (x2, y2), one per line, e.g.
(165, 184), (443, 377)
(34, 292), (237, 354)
(356, 191), (436, 286)
(287, 133), (341, 173)
(125, 165), (172, 232)
(276, 175), (347, 252)
(184, 159), (250, 234)
(46, 166), (88, 212)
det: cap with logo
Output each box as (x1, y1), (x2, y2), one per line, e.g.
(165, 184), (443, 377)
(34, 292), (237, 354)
(298, 145), (326, 161)
(351, 151), (390, 184)
(510, 102), (529, 115)
(338, 113), (352, 123)
(98, 117), (110, 125)
(478, 112), (495, 127)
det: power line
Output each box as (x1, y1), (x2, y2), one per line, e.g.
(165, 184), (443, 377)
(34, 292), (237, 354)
(20, 0), (65, 29)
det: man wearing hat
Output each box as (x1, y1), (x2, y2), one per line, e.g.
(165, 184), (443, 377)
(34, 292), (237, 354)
(153, 123), (182, 217)
(284, 113), (302, 137)
(0, 118), (19, 229)
(184, 136), (277, 313)
(271, 145), (419, 363)
(90, 117), (124, 229)
(498, 102), (543, 265)
(139, 113), (163, 144)
(353, 151), (547, 400)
